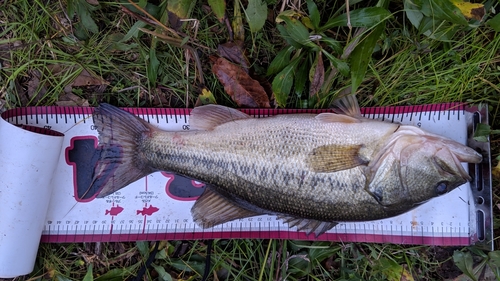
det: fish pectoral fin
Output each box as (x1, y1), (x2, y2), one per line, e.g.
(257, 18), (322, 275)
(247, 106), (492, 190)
(190, 104), (251, 130)
(191, 186), (259, 228)
(307, 144), (368, 173)
(279, 216), (338, 237)
(315, 112), (360, 123)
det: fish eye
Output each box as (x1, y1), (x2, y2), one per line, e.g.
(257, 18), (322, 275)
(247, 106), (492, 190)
(436, 182), (448, 195)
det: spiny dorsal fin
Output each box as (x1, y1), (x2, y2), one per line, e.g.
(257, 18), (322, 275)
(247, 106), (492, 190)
(190, 104), (251, 130)
(333, 94), (362, 118)
(278, 216), (338, 237)
(191, 186), (259, 228)
(306, 144), (368, 173)
(315, 112), (360, 123)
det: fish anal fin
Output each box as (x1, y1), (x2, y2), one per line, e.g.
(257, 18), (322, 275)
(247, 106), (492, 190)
(190, 104), (251, 130)
(192, 186), (259, 228)
(315, 112), (360, 123)
(307, 144), (367, 173)
(279, 216), (338, 237)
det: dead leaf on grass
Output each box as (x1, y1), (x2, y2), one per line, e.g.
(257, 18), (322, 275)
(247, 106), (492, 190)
(217, 41), (249, 72)
(211, 56), (270, 108)
(55, 92), (89, 107)
(27, 69), (47, 103)
(47, 65), (107, 94)
(309, 51), (324, 97)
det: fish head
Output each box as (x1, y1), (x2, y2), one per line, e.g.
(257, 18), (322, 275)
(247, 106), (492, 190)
(366, 126), (482, 211)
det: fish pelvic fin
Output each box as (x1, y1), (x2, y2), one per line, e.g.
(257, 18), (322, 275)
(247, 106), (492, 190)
(307, 144), (368, 173)
(190, 104), (251, 130)
(333, 94), (362, 118)
(191, 186), (260, 228)
(279, 216), (338, 237)
(93, 104), (156, 198)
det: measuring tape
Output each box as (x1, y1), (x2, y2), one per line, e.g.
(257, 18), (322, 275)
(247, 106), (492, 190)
(0, 103), (492, 248)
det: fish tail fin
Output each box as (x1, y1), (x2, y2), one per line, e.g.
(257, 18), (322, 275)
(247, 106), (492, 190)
(137, 210), (142, 215)
(92, 104), (156, 198)
(105, 210), (110, 215)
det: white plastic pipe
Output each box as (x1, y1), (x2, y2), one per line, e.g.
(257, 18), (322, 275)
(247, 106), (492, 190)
(0, 117), (64, 278)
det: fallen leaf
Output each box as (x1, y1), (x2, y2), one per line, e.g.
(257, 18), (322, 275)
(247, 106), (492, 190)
(195, 86), (217, 107)
(211, 56), (270, 108)
(55, 92), (89, 107)
(309, 51), (324, 97)
(217, 41), (249, 71)
(450, 0), (485, 21)
(167, 0), (196, 31)
(492, 161), (500, 181)
(86, 0), (99, 5)
(27, 69), (47, 103)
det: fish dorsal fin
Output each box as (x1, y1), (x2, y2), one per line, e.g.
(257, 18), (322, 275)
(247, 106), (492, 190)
(191, 186), (259, 228)
(190, 104), (251, 130)
(306, 144), (368, 173)
(279, 216), (338, 237)
(315, 112), (360, 123)
(333, 94), (362, 118)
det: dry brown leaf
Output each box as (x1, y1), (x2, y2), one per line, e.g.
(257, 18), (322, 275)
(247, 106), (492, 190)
(27, 69), (47, 103)
(86, 0), (99, 5)
(55, 92), (89, 107)
(309, 52), (324, 97)
(217, 41), (249, 72)
(211, 56), (270, 108)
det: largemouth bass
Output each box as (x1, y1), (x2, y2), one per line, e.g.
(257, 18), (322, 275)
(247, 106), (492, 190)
(91, 97), (482, 236)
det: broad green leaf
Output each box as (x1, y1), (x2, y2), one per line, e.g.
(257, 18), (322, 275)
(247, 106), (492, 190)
(320, 7), (391, 31)
(320, 37), (342, 54)
(272, 59), (299, 107)
(95, 268), (134, 281)
(294, 59), (309, 97)
(267, 46), (293, 76)
(420, 0), (468, 25)
(487, 13), (500, 32)
(350, 22), (385, 93)
(136, 241), (150, 257)
(473, 123), (500, 142)
(167, 0), (196, 19)
(68, 0), (99, 38)
(276, 24), (302, 49)
(404, 0), (424, 32)
(83, 264), (93, 281)
(307, 0), (320, 29)
(453, 251), (477, 281)
(208, 0), (226, 22)
(151, 264), (173, 281)
(418, 17), (459, 41)
(322, 50), (349, 77)
(245, 0), (267, 33)
(449, 0), (484, 21)
(281, 17), (317, 49)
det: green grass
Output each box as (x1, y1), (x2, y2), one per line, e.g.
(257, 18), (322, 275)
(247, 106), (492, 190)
(1, 0), (499, 280)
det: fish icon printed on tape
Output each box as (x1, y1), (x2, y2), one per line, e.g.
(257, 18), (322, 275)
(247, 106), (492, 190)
(105, 205), (124, 216)
(137, 205), (159, 216)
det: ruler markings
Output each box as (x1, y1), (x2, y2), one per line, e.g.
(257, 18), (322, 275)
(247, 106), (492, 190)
(1, 105), (490, 246)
